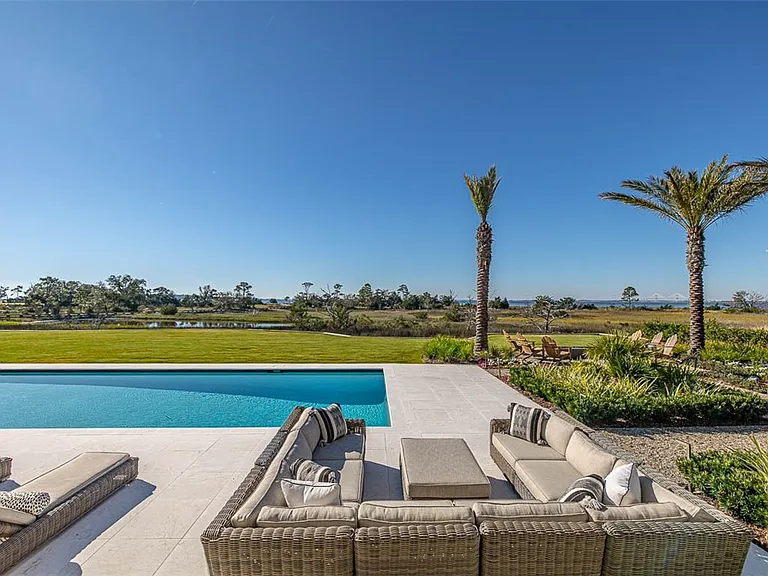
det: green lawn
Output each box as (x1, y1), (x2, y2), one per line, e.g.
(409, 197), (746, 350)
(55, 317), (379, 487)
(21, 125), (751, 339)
(0, 330), (600, 364)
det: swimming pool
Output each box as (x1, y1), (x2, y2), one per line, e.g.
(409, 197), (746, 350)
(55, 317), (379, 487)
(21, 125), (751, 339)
(0, 370), (390, 428)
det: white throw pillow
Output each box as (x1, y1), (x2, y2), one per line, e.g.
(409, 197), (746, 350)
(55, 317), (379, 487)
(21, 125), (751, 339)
(280, 479), (342, 508)
(603, 463), (641, 506)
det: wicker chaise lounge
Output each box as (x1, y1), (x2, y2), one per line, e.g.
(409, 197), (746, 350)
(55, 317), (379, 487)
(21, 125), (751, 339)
(0, 459), (10, 483)
(490, 410), (753, 576)
(0, 452), (139, 574)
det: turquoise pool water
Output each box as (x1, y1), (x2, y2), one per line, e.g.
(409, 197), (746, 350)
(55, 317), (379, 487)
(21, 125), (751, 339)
(0, 370), (390, 428)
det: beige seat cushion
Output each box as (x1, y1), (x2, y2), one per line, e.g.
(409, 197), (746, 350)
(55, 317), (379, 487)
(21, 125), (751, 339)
(256, 505), (358, 528)
(514, 460), (581, 502)
(565, 431), (616, 478)
(639, 473), (716, 522)
(359, 501), (473, 527)
(473, 501), (588, 524)
(232, 409), (314, 527)
(586, 502), (688, 523)
(0, 506), (37, 526)
(492, 433), (564, 466)
(313, 433), (365, 461)
(315, 459), (363, 503)
(17, 452), (129, 515)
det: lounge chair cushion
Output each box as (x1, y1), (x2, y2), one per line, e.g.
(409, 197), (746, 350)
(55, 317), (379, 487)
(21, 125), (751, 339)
(0, 506), (37, 527)
(256, 504), (358, 528)
(280, 479), (342, 508)
(514, 460), (582, 502)
(586, 502), (688, 523)
(492, 433), (564, 466)
(543, 415), (579, 455)
(473, 501), (588, 524)
(359, 501), (472, 527)
(285, 434), (313, 464)
(639, 473), (716, 522)
(603, 462), (641, 506)
(313, 433), (365, 461)
(231, 413), (315, 527)
(16, 452), (129, 515)
(565, 432), (617, 478)
(315, 459), (363, 503)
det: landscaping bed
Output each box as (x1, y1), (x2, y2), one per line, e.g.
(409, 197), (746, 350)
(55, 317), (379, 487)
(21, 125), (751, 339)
(602, 426), (768, 550)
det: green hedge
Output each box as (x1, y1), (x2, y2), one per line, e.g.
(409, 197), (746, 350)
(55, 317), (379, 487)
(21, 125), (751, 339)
(509, 365), (768, 426)
(643, 319), (768, 348)
(678, 451), (768, 527)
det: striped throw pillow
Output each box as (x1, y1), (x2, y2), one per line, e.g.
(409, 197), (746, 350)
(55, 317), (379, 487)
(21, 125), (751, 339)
(507, 403), (550, 445)
(559, 474), (606, 510)
(314, 404), (348, 445)
(289, 458), (338, 483)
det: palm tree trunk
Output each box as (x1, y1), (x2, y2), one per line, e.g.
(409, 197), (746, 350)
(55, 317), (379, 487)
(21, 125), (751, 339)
(474, 221), (492, 356)
(686, 229), (706, 353)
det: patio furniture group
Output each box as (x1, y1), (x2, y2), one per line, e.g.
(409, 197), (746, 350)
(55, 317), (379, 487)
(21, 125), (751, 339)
(201, 405), (754, 576)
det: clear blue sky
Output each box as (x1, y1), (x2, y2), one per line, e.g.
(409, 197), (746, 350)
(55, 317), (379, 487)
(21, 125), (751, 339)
(2, 2), (766, 300)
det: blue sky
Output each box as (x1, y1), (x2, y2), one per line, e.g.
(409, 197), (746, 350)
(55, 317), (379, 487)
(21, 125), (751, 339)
(1, 2), (767, 300)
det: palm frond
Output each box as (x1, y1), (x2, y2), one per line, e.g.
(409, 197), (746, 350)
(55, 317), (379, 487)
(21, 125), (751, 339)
(598, 191), (686, 226)
(465, 164), (501, 221)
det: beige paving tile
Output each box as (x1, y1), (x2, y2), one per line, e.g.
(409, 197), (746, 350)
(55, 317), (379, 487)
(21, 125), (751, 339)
(115, 496), (211, 539)
(79, 538), (178, 576)
(154, 538), (208, 576)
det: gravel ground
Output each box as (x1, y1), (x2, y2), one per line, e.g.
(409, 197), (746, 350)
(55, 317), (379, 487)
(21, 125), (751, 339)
(599, 425), (768, 486)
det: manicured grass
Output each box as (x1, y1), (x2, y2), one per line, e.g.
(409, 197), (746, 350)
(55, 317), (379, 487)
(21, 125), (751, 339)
(0, 330), (426, 363)
(0, 330), (599, 363)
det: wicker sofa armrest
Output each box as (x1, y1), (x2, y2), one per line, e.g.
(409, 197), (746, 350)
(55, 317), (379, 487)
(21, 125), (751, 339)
(0, 457), (11, 482)
(480, 520), (605, 576)
(490, 418), (508, 442)
(354, 524), (479, 576)
(345, 418), (366, 436)
(203, 526), (354, 576)
(601, 520), (753, 576)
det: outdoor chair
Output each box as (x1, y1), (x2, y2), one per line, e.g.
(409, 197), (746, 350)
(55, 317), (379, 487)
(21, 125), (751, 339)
(647, 332), (664, 351)
(658, 334), (678, 357)
(541, 336), (570, 362)
(629, 329), (643, 342)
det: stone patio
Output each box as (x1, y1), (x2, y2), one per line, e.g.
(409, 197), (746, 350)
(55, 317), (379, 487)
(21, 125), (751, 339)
(1, 364), (766, 575)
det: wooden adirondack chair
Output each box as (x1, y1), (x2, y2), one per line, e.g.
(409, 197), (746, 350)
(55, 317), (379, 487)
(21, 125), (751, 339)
(541, 336), (570, 362)
(629, 330), (643, 342)
(658, 334), (678, 357)
(647, 332), (664, 351)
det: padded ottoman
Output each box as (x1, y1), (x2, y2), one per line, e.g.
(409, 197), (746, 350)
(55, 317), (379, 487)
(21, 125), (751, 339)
(400, 438), (491, 500)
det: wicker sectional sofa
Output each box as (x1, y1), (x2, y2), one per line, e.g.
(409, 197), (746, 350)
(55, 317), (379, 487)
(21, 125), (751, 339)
(202, 406), (754, 576)
(490, 409), (754, 576)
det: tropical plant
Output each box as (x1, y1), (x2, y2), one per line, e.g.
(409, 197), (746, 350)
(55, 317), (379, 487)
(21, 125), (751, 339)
(464, 164), (501, 355)
(736, 436), (768, 494)
(423, 335), (474, 363)
(600, 155), (768, 353)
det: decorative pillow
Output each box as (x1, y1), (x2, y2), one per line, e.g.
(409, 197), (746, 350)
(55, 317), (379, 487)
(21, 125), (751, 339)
(0, 491), (51, 516)
(290, 458), (338, 483)
(558, 475), (607, 510)
(604, 462), (642, 506)
(507, 402), (550, 445)
(280, 479), (342, 508)
(314, 404), (348, 445)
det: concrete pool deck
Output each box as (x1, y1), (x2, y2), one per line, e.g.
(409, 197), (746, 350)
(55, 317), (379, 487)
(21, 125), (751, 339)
(1, 363), (766, 576)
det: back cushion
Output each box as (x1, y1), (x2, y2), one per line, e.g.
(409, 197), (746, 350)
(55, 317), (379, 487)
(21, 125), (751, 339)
(473, 501), (587, 524)
(285, 434), (313, 465)
(639, 473), (716, 522)
(358, 502), (473, 527)
(565, 431), (617, 478)
(300, 414), (322, 451)
(543, 415), (577, 455)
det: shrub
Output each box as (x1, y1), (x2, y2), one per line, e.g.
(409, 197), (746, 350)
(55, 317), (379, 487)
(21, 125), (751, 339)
(701, 341), (768, 363)
(411, 311), (429, 320)
(423, 336), (474, 363)
(508, 364), (768, 426)
(588, 334), (652, 379)
(159, 304), (178, 315)
(678, 450), (768, 527)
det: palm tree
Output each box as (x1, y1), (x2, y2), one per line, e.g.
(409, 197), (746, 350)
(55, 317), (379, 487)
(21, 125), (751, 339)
(465, 165), (501, 356)
(600, 155), (768, 353)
